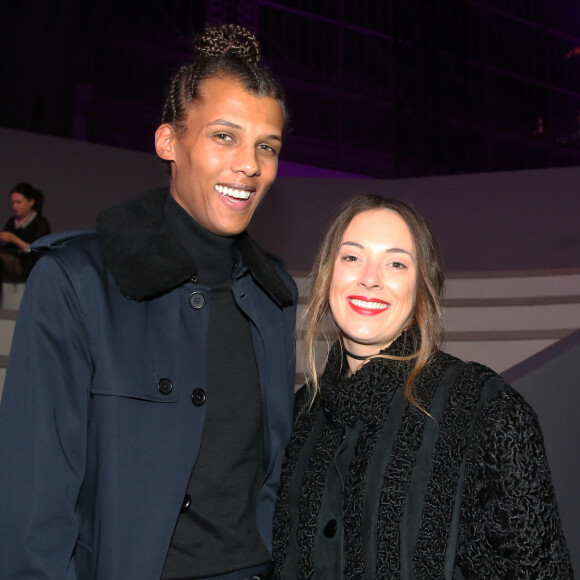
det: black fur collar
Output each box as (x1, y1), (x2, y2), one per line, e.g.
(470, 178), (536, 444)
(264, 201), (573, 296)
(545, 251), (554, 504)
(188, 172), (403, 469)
(96, 187), (294, 306)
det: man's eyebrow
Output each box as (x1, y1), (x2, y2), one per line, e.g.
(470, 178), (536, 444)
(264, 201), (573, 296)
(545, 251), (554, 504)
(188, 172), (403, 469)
(208, 119), (243, 130)
(341, 241), (414, 258)
(207, 119), (283, 142)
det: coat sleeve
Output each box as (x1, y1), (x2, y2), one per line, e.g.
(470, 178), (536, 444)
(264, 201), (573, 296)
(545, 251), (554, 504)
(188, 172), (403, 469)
(457, 385), (573, 579)
(0, 253), (93, 578)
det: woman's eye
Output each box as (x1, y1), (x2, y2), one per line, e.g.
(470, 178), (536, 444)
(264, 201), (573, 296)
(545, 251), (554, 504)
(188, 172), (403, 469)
(215, 133), (233, 142)
(390, 261), (407, 270)
(342, 255), (359, 262)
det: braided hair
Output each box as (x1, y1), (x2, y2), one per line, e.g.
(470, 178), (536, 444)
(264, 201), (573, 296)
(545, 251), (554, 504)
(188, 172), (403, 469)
(161, 24), (287, 136)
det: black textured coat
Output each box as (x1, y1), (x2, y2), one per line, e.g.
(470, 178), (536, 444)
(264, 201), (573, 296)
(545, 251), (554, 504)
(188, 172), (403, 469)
(273, 332), (572, 579)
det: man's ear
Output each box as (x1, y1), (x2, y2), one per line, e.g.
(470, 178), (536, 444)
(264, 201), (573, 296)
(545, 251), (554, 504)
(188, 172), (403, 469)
(155, 124), (176, 161)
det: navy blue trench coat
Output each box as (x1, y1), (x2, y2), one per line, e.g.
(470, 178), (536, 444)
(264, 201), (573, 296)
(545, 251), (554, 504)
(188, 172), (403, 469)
(0, 208), (297, 579)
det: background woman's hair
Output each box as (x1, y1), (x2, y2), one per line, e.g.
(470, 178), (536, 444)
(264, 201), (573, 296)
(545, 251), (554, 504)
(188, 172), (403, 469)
(301, 194), (445, 408)
(10, 182), (44, 215)
(160, 24), (287, 172)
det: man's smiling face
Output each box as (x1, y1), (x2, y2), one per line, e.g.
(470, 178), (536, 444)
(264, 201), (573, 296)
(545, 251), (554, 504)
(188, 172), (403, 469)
(156, 75), (284, 236)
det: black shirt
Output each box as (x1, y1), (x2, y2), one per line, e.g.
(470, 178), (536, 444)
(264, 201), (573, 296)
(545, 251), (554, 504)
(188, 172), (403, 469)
(161, 195), (270, 579)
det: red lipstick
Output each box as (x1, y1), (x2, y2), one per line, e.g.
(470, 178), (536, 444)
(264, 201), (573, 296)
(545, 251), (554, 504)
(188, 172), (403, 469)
(347, 296), (389, 316)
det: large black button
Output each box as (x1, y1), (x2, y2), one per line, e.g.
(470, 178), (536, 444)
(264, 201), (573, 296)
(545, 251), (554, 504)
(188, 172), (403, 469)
(323, 519), (337, 538)
(189, 292), (206, 309)
(180, 494), (191, 513)
(191, 388), (206, 406)
(157, 378), (173, 395)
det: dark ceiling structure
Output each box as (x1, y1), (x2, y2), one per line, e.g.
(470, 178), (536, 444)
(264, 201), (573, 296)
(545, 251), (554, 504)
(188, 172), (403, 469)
(3, 0), (580, 178)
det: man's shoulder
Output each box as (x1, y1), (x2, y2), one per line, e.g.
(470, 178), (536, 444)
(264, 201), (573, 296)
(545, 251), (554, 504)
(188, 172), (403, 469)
(21, 231), (109, 310)
(32, 229), (98, 251)
(31, 229), (103, 272)
(32, 229), (100, 257)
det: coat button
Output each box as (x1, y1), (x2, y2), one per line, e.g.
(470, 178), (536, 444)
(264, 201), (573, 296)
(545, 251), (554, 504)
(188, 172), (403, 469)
(191, 388), (206, 406)
(189, 292), (206, 309)
(157, 378), (173, 395)
(180, 494), (191, 513)
(323, 519), (337, 538)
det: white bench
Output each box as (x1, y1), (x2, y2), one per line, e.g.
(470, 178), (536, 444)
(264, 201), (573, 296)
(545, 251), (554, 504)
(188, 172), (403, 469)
(1, 281), (26, 311)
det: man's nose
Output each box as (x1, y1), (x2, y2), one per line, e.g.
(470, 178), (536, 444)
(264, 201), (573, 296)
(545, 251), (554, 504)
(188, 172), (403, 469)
(232, 144), (260, 177)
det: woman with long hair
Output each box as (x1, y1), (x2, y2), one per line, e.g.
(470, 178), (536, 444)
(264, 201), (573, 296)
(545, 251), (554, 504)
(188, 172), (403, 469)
(273, 195), (572, 578)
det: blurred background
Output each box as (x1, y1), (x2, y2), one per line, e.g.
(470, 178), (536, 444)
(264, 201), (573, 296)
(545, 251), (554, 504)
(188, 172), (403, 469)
(3, 0), (580, 179)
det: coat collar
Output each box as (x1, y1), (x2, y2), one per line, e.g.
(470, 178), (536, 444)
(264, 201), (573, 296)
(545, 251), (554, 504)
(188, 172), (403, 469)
(321, 330), (419, 427)
(96, 187), (294, 306)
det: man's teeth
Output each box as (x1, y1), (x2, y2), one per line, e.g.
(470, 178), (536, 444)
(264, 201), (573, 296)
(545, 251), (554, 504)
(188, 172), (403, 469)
(349, 298), (388, 310)
(215, 185), (251, 200)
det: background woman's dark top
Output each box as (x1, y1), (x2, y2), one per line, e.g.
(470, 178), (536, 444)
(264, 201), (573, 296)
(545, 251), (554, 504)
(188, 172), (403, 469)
(3, 214), (51, 247)
(0, 214), (51, 281)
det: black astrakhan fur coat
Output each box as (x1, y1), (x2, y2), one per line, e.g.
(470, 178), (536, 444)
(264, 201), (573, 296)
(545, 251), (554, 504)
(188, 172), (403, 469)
(273, 331), (572, 579)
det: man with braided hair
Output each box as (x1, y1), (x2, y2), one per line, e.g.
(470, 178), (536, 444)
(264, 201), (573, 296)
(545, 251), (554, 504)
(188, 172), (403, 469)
(0, 24), (296, 580)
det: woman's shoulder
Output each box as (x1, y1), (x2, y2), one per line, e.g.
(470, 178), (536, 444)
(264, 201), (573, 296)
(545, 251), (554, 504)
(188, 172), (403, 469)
(429, 351), (535, 417)
(435, 350), (503, 390)
(439, 352), (542, 429)
(31, 214), (50, 229)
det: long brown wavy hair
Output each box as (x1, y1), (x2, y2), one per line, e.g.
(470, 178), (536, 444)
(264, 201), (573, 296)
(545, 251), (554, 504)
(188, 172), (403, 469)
(301, 195), (445, 409)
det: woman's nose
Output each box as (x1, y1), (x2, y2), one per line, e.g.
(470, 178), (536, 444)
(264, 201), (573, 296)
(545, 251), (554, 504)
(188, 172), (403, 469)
(358, 261), (383, 289)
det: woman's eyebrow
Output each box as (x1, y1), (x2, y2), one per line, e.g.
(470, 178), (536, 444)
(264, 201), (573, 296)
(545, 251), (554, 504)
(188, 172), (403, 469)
(341, 241), (364, 249)
(386, 247), (414, 257)
(341, 241), (413, 258)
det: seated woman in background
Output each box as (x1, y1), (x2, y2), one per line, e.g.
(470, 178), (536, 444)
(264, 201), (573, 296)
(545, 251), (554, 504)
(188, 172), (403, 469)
(0, 182), (51, 281)
(273, 195), (572, 578)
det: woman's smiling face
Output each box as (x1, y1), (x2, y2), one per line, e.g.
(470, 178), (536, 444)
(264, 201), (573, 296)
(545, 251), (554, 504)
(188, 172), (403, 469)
(329, 209), (417, 357)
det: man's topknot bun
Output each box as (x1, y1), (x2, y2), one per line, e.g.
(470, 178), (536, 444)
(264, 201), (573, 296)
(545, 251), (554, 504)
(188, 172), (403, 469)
(160, 22), (286, 149)
(193, 24), (261, 65)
